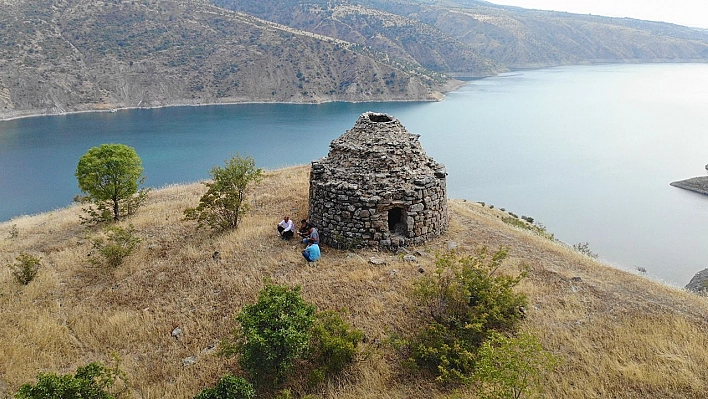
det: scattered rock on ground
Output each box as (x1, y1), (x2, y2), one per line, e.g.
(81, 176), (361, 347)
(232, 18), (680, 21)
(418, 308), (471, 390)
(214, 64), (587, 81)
(182, 356), (197, 366)
(201, 343), (218, 355)
(369, 257), (387, 265)
(171, 327), (182, 339)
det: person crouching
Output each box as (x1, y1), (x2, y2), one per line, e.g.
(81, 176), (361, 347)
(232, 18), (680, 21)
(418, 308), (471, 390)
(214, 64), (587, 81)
(302, 240), (321, 263)
(277, 216), (295, 240)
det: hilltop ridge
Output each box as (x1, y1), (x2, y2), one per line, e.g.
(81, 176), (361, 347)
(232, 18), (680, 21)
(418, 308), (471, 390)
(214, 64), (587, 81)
(2, 165), (708, 398)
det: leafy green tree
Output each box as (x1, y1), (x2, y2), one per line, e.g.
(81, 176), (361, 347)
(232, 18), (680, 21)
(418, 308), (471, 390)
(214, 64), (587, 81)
(193, 375), (255, 399)
(235, 281), (316, 385)
(410, 247), (528, 384)
(75, 143), (148, 222)
(15, 361), (128, 399)
(474, 332), (559, 399)
(184, 154), (262, 232)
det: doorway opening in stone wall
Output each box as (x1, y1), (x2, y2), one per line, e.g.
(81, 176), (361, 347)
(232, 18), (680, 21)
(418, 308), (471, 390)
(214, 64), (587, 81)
(388, 207), (408, 236)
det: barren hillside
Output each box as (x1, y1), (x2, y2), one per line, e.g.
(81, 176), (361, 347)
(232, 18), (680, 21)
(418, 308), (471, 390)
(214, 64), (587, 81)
(1, 165), (708, 398)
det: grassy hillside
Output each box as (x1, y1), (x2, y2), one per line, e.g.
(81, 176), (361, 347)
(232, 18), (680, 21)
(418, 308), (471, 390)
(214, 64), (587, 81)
(2, 165), (708, 398)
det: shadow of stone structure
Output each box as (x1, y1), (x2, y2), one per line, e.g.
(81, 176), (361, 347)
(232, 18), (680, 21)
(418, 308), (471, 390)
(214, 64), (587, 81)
(308, 112), (448, 249)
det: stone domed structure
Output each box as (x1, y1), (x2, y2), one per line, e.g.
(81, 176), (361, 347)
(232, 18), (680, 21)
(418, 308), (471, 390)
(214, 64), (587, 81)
(308, 112), (448, 249)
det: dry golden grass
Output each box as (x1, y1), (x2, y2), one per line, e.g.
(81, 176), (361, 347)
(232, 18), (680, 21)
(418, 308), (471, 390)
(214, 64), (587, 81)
(1, 165), (708, 398)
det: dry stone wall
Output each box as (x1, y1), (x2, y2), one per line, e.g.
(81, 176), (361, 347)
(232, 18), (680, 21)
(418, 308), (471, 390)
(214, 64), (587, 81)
(308, 112), (448, 249)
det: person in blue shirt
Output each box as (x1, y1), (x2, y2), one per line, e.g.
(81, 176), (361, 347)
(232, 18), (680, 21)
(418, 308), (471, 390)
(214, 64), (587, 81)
(302, 242), (321, 262)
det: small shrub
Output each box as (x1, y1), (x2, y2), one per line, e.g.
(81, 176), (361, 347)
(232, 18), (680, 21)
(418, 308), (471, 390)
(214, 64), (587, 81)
(474, 332), (559, 399)
(8, 224), (19, 239)
(193, 375), (255, 399)
(307, 310), (364, 386)
(15, 360), (129, 399)
(573, 242), (598, 258)
(7, 253), (41, 285)
(234, 280), (316, 385)
(409, 247), (528, 385)
(90, 225), (141, 267)
(501, 217), (555, 241)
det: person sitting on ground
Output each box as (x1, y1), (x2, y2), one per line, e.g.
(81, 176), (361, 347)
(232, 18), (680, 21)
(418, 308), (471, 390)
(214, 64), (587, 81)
(297, 219), (309, 239)
(301, 224), (319, 245)
(302, 241), (321, 262)
(277, 216), (295, 240)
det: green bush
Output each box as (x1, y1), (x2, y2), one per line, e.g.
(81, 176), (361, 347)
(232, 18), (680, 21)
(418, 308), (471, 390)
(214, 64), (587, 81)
(474, 332), (559, 399)
(193, 375), (255, 399)
(409, 247), (528, 385)
(7, 252), (41, 285)
(184, 154), (262, 232)
(235, 281), (316, 385)
(15, 361), (128, 399)
(90, 225), (141, 267)
(307, 310), (364, 386)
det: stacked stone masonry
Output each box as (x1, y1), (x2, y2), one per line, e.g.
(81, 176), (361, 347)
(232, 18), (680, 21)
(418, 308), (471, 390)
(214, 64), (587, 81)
(308, 112), (448, 249)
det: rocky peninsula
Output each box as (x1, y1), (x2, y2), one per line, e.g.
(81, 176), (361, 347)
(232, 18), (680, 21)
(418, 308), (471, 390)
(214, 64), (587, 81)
(669, 164), (708, 196)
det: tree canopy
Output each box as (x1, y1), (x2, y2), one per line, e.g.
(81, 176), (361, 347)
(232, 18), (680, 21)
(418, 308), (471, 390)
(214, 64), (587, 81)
(75, 143), (145, 222)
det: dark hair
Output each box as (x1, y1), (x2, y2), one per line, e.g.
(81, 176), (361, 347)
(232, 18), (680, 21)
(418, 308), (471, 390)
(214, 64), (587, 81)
(300, 219), (307, 224)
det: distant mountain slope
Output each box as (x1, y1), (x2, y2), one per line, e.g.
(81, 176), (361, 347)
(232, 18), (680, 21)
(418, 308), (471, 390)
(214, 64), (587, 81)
(0, 0), (451, 120)
(214, 0), (708, 72)
(2, 0), (708, 119)
(212, 0), (502, 75)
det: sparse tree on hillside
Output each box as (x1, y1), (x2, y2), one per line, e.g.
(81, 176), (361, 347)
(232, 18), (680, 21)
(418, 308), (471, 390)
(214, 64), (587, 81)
(184, 154), (262, 232)
(75, 143), (148, 223)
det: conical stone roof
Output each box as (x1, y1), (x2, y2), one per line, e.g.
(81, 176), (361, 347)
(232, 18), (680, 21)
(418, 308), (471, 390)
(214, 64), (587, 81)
(312, 112), (446, 193)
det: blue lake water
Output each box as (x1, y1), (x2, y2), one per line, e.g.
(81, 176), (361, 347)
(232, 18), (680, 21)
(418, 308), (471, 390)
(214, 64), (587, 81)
(1, 63), (707, 286)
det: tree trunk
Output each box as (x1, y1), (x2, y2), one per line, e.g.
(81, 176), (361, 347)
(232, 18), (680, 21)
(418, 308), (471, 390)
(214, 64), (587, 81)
(113, 198), (120, 221)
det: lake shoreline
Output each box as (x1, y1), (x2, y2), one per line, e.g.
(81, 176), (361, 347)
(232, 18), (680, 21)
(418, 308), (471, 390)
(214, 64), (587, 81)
(0, 80), (468, 123)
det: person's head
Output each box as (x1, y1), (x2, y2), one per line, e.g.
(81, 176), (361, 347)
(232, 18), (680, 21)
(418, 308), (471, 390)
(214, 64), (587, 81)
(300, 219), (307, 227)
(283, 216), (289, 222)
